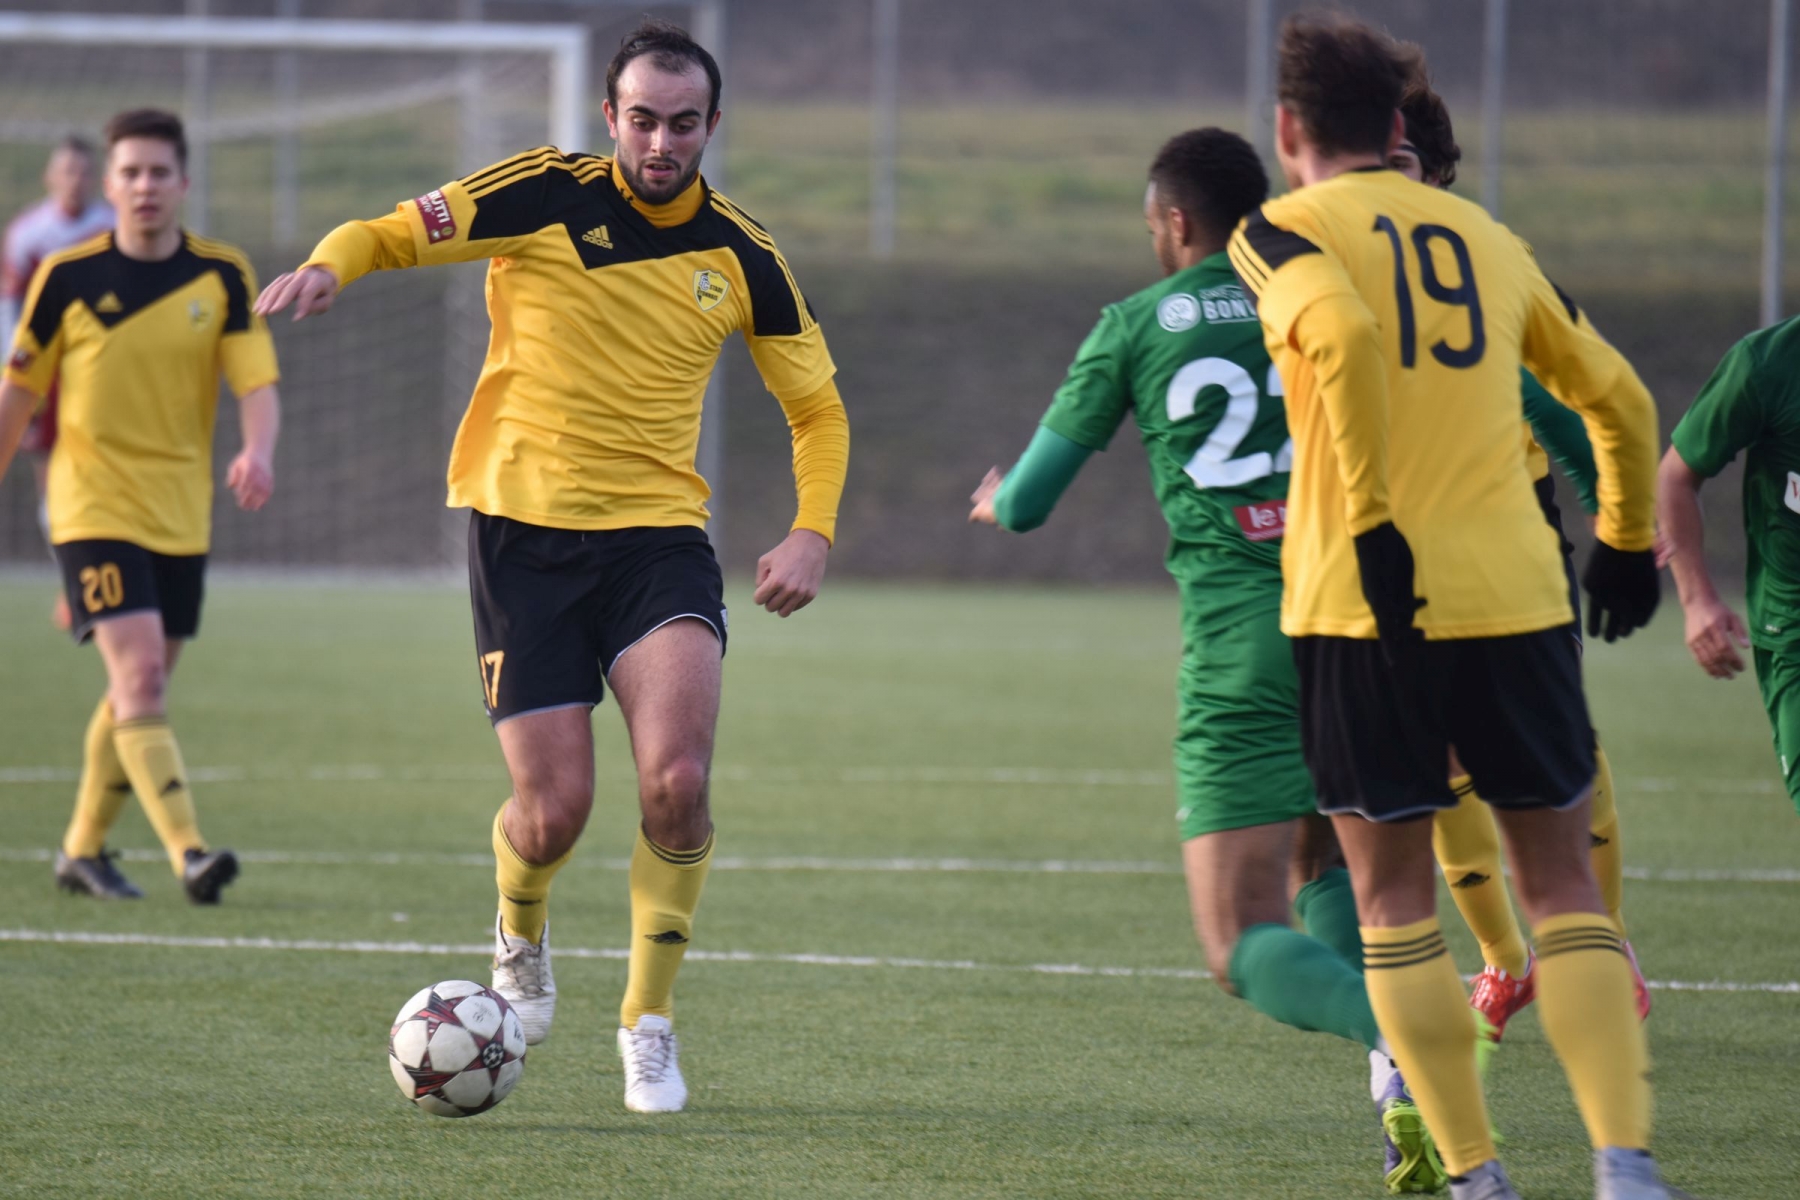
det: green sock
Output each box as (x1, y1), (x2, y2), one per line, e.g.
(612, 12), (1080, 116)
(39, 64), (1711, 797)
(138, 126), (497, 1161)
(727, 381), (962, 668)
(1293, 867), (1364, 972)
(1229, 921), (1381, 1051)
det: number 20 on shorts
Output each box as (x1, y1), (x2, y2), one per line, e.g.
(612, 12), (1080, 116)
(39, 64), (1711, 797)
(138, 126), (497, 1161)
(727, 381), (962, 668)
(78, 563), (124, 614)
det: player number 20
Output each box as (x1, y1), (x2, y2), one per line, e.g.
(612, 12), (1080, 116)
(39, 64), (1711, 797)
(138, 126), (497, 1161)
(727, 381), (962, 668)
(1165, 357), (1293, 489)
(78, 563), (124, 614)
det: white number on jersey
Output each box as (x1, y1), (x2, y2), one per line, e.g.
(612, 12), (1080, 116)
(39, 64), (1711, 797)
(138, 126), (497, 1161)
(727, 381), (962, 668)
(1165, 357), (1293, 489)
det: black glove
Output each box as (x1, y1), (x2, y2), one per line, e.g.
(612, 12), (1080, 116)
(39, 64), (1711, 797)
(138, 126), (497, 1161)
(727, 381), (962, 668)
(1581, 541), (1659, 643)
(1353, 521), (1425, 664)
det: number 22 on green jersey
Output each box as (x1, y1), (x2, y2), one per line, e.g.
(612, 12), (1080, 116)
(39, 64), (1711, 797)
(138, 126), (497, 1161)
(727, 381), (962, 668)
(1167, 356), (1292, 488)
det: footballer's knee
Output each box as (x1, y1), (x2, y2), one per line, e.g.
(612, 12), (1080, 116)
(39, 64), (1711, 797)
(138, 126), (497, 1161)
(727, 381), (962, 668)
(639, 752), (711, 847)
(1507, 853), (1602, 925)
(506, 766), (593, 861)
(108, 656), (168, 719)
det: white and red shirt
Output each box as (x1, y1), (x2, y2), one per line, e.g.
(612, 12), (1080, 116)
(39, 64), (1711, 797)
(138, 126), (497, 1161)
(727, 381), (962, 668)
(2, 197), (113, 450)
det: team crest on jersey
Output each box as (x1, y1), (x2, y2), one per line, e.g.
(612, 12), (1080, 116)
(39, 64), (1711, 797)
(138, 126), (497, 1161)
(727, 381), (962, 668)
(1157, 293), (1200, 332)
(1786, 471), (1800, 515)
(188, 299), (214, 330)
(693, 269), (730, 311)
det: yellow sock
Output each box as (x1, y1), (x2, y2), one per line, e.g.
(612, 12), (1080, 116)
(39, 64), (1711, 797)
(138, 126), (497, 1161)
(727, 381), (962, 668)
(492, 804), (572, 945)
(1588, 747), (1627, 938)
(1363, 918), (1496, 1176)
(1433, 777), (1530, 978)
(1533, 914), (1652, 1149)
(62, 699), (133, 859)
(112, 717), (203, 876)
(621, 826), (714, 1028)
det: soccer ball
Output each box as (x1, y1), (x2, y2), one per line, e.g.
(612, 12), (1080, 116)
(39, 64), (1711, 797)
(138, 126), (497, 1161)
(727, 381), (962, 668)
(388, 980), (527, 1117)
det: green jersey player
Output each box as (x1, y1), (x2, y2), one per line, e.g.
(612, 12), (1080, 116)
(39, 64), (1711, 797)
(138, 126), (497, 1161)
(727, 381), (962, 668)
(1661, 317), (1800, 812)
(968, 128), (1445, 1196)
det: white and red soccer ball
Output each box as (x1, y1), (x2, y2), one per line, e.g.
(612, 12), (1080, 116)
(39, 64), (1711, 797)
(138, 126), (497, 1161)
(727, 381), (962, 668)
(388, 980), (526, 1117)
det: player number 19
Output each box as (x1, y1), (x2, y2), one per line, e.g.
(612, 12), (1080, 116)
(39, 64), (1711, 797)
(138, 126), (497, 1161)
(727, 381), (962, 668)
(1373, 215), (1486, 369)
(1165, 357), (1293, 489)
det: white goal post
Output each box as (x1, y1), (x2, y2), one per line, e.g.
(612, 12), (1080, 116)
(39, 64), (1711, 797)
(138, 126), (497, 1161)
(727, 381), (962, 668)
(0, 12), (589, 240)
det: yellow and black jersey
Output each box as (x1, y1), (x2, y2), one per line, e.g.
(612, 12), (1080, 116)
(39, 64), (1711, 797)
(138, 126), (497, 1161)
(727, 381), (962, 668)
(304, 148), (847, 538)
(4, 231), (278, 556)
(1228, 168), (1658, 640)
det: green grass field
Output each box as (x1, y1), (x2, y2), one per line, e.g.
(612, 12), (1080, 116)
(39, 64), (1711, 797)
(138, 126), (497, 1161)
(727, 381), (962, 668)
(2, 576), (1796, 1198)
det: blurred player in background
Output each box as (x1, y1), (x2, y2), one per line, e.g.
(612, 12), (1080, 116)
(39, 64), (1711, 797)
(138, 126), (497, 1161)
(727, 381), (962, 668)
(1659, 320), (1800, 815)
(0, 109), (279, 904)
(1388, 62), (1653, 1048)
(0, 135), (114, 630)
(255, 20), (848, 1115)
(971, 128), (1445, 1195)
(1229, 14), (1679, 1200)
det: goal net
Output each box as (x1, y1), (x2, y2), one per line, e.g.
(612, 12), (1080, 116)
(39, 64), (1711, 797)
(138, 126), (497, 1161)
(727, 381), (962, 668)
(0, 14), (588, 568)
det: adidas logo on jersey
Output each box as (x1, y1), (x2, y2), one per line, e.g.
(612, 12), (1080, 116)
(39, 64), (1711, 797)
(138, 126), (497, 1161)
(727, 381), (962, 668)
(583, 225), (613, 249)
(95, 292), (122, 313)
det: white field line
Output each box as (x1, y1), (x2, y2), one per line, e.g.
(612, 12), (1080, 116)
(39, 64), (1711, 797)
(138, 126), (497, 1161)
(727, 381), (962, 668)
(0, 845), (1795, 883)
(0, 927), (1207, 982)
(3, 928), (1795, 996)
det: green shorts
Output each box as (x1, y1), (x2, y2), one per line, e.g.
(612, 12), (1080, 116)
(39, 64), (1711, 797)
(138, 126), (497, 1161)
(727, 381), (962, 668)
(1174, 579), (1316, 840)
(1753, 646), (1800, 813)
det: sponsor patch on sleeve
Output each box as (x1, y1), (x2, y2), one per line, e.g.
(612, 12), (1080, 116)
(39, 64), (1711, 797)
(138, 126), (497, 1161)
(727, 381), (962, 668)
(414, 190), (457, 244)
(1233, 500), (1286, 542)
(8, 346), (32, 372)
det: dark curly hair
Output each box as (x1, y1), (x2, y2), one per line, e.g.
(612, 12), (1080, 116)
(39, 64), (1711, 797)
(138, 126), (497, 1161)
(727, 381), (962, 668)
(1277, 11), (1409, 158)
(607, 18), (722, 120)
(1399, 58), (1462, 188)
(1148, 128), (1269, 245)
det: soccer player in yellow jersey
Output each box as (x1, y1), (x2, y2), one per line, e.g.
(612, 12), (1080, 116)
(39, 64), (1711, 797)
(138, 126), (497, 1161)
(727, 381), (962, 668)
(1389, 62), (1653, 1044)
(255, 20), (848, 1115)
(1228, 16), (1681, 1200)
(0, 109), (281, 905)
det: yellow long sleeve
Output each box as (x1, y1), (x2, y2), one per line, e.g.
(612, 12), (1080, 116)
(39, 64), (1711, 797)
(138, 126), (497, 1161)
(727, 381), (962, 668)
(1290, 289), (1393, 537)
(302, 210), (420, 289)
(1520, 267), (1659, 552)
(777, 378), (849, 544)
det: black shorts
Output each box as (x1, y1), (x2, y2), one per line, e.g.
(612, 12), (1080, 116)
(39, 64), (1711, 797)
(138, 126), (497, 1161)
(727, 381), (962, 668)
(1535, 473), (1583, 644)
(53, 539), (206, 644)
(467, 514), (727, 724)
(1292, 628), (1596, 822)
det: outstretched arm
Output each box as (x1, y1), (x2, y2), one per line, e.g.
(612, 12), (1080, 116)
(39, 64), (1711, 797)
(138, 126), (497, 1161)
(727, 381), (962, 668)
(254, 212), (413, 322)
(970, 426), (1094, 531)
(1658, 447), (1749, 679)
(255, 154), (553, 321)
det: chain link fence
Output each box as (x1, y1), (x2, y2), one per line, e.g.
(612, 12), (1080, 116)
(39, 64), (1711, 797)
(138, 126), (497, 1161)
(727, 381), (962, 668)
(0, 0), (1785, 582)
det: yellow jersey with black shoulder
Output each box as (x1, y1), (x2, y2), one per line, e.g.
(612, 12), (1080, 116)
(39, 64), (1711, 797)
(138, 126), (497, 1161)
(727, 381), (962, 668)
(1228, 168), (1658, 640)
(4, 231), (278, 556)
(304, 148), (844, 536)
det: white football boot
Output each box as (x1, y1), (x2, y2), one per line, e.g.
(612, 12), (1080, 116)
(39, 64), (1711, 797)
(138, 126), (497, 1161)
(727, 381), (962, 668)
(1596, 1148), (1700, 1199)
(618, 1014), (687, 1113)
(1449, 1160), (1522, 1200)
(491, 914), (556, 1045)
